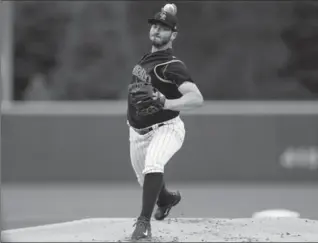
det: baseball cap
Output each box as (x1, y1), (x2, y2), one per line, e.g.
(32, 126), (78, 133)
(148, 10), (178, 32)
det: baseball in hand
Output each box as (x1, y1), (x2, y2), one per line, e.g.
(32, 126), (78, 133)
(162, 3), (177, 15)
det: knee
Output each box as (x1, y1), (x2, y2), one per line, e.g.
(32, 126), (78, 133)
(138, 179), (144, 187)
(137, 176), (144, 187)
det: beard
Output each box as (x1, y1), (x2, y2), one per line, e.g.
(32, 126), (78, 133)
(150, 35), (171, 48)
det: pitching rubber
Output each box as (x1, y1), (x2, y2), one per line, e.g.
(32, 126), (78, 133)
(2, 217), (318, 242)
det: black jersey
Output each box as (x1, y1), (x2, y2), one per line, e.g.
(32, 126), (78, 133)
(127, 48), (194, 129)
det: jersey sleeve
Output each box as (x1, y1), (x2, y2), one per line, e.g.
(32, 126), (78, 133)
(163, 61), (194, 87)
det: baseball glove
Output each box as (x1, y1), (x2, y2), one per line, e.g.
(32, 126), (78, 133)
(130, 84), (166, 116)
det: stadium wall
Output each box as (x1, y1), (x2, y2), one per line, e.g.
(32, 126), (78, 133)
(2, 102), (318, 183)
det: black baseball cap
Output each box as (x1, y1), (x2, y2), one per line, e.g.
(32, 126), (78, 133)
(148, 10), (178, 32)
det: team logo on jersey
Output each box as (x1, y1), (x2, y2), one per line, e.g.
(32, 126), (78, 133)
(132, 65), (151, 83)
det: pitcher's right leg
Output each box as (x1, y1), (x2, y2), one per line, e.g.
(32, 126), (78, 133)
(129, 127), (152, 187)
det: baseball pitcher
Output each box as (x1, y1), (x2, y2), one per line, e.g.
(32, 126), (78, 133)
(127, 3), (204, 240)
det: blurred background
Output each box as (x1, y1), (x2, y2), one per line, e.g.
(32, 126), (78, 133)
(1, 1), (318, 232)
(3, 0), (318, 101)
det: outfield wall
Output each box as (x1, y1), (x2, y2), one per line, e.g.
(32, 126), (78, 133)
(2, 102), (318, 183)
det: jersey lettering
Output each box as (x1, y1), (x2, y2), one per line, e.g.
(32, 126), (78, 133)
(132, 65), (151, 84)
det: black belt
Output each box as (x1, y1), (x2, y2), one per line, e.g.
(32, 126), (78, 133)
(133, 123), (164, 135)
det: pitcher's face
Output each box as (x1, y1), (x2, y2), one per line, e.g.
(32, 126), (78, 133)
(149, 23), (175, 48)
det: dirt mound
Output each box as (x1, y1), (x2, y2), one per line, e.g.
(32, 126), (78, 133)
(2, 218), (318, 242)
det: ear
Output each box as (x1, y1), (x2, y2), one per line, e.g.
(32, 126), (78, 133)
(171, 32), (178, 41)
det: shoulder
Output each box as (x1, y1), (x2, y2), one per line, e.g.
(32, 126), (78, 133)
(153, 56), (186, 71)
(163, 56), (190, 75)
(161, 57), (194, 85)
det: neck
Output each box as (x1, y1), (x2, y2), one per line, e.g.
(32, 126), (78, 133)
(151, 42), (172, 53)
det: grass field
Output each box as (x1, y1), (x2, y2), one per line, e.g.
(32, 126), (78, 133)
(2, 182), (318, 231)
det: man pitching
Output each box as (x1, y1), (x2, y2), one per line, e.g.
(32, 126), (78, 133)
(127, 3), (204, 240)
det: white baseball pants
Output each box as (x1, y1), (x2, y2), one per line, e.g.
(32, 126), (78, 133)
(128, 116), (185, 186)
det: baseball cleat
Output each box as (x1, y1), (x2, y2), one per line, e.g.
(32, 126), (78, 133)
(131, 216), (152, 240)
(154, 191), (181, 221)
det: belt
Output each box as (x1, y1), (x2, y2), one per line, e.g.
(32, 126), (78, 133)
(133, 123), (164, 135)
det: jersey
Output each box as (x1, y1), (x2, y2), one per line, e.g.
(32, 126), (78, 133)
(127, 48), (194, 129)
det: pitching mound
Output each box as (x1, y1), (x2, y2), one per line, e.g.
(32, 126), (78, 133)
(2, 218), (318, 242)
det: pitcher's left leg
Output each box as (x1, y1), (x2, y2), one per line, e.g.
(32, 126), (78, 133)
(137, 120), (185, 223)
(144, 121), (185, 174)
(146, 121), (185, 220)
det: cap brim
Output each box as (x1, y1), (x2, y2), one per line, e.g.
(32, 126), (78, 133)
(148, 18), (173, 29)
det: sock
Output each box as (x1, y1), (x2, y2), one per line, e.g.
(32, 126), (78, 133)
(157, 182), (171, 206)
(140, 172), (164, 220)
